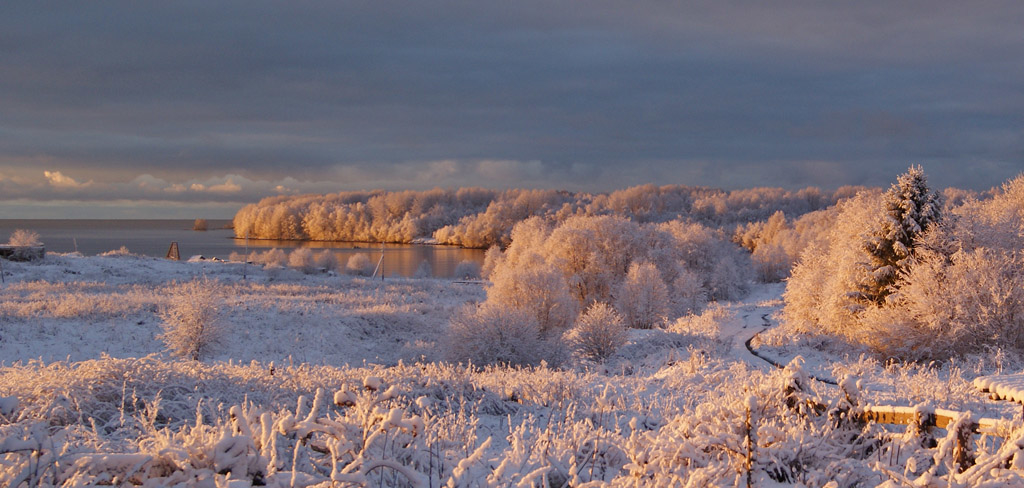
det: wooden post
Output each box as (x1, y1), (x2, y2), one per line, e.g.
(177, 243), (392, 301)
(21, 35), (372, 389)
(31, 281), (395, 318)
(166, 242), (180, 261)
(953, 422), (974, 472)
(745, 397), (756, 488)
(243, 232), (248, 280)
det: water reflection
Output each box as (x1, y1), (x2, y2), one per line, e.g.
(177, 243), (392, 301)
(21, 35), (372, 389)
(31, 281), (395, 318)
(235, 238), (485, 278)
(0, 220), (485, 279)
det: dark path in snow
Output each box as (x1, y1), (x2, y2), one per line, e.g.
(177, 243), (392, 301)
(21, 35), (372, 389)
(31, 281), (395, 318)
(731, 289), (840, 386)
(744, 329), (838, 386)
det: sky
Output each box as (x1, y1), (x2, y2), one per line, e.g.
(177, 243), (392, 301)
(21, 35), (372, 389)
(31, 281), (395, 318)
(1, 1), (1023, 218)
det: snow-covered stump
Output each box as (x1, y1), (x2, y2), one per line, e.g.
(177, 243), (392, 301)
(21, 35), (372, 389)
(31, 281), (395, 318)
(829, 375), (863, 430)
(780, 356), (826, 416)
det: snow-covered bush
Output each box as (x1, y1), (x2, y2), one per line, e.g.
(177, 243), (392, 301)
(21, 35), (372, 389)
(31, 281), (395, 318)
(478, 215), (751, 338)
(445, 303), (549, 367)
(860, 246), (1024, 359)
(783, 190), (882, 341)
(249, 248), (287, 267)
(616, 261), (669, 329)
(346, 253), (373, 276)
(414, 259), (432, 278)
(7, 229), (41, 247)
(563, 302), (627, 362)
(313, 249), (338, 272)
(158, 277), (227, 361)
(287, 247), (317, 273)
(453, 259), (480, 280)
(670, 302), (737, 338)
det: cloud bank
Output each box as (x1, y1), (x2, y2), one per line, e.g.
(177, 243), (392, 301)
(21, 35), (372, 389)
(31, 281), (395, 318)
(2, 1), (1023, 217)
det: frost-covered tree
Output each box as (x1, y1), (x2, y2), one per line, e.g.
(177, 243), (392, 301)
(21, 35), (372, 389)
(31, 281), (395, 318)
(784, 171), (1024, 360)
(480, 245), (503, 280)
(564, 302), (627, 362)
(158, 277), (227, 361)
(784, 190), (886, 340)
(616, 261), (669, 329)
(860, 166), (941, 304)
(488, 256), (576, 333)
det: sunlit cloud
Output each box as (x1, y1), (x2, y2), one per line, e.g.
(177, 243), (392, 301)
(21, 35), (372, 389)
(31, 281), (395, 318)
(190, 178), (242, 194)
(44, 170), (92, 189)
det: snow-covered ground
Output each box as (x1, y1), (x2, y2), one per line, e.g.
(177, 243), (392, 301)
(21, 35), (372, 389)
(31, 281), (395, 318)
(3, 254), (1024, 486)
(0, 252), (484, 366)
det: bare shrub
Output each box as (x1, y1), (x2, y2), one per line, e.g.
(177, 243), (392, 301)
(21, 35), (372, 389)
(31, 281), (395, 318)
(8, 229), (41, 247)
(100, 246), (134, 257)
(192, 218), (208, 231)
(158, 277), (227, 361)
(445, 303), (545, 367)
(564, 302), (627, 362)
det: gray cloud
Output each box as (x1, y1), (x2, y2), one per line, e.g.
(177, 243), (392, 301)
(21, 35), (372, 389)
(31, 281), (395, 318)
(2, 1), (1024, 216)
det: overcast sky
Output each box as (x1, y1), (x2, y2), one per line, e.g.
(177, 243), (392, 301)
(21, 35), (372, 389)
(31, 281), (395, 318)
(2, 1), (1023, 218)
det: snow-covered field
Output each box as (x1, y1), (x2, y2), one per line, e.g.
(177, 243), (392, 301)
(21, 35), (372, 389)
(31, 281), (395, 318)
(3, 254), (1024, 486)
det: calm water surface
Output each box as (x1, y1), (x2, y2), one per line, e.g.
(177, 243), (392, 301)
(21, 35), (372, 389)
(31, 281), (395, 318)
(0, 219), (484, 278)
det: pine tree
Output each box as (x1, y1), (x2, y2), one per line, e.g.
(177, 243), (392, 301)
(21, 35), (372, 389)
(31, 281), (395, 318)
(861, 166), (942, 304)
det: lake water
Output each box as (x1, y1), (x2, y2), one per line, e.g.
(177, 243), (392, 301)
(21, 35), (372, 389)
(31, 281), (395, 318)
(0, 219), (486, 278)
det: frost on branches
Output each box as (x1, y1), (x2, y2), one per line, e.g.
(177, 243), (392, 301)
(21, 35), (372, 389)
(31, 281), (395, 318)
(158, 277), (228, 361)
(563, 302), (627, 362)
(860, 165), (942, 305)
(447, 214), (752, 366)
(784, 169), (1024, 360)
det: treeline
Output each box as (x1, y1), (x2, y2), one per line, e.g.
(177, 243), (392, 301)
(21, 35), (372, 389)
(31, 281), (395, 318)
(233, 184), (860, 248)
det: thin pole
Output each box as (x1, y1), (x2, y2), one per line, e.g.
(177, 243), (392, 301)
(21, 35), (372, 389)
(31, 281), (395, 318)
(380, 241), (384, 281)
(0, 257), (5, 284)
(243, 231), (249, 280)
